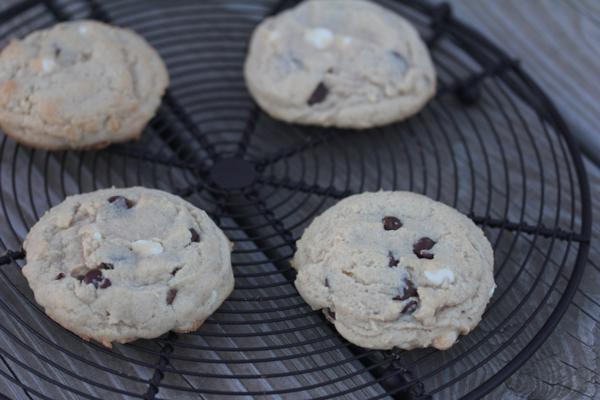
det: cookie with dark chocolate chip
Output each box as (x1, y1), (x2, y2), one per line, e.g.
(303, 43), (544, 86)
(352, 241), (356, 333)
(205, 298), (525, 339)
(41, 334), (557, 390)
(22, 187), (233, 347)
(292, 191), (495, 350)
(244, 0), (436, 128)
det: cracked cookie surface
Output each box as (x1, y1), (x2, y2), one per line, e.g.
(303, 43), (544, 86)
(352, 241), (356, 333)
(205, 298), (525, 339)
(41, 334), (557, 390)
(244, 0), (436, 128)
(292, 191), (495, 350)
(23, 187), (233, 347)
(0, 20), (169, 149)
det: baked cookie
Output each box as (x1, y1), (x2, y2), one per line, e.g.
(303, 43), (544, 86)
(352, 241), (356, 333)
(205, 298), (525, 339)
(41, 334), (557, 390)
(244, 0), (435, 129)
(0, 20), (169, 150)
(22, 187), (233, 347)
(292, 191), (495, 350)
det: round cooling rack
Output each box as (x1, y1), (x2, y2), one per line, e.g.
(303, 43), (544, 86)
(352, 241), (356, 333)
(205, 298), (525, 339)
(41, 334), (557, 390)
(0, 0), (592, 399)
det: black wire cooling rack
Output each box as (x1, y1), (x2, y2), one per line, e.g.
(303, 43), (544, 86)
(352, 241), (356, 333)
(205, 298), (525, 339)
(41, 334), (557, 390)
(0, 0), (592, 399)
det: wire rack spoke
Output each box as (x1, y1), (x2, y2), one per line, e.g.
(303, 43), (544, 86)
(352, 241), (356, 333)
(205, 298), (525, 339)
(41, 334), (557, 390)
(254, 128), (339, 169)
(0, 249), (25, 266)
(257, 175), (356, 200)
(159, 93), (220, 160)
(470, 215), (589, 242)
(142, 332), (177, 400)
(243, 190), (297, 254)
(103, 146), (199, 171)
(234, 103), (262, 158)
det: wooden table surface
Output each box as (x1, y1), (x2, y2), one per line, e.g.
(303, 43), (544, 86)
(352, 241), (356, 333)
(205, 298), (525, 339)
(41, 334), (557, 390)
(444, 1), (600, 399)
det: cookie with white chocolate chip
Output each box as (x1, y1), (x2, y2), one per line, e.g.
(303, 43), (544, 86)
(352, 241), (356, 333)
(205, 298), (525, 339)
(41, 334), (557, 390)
(0, 20), (169, 149)
(22, 187), (233, 347)
(292, 191), (495, 350)
(244, 0), (436, 129)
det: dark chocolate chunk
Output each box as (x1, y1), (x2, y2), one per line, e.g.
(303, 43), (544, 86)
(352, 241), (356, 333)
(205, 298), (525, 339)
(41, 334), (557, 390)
(79, 268), (111, 288)
(82, 269), (103, 286)
(401, 299), (419, 314)
(413, 237), (436, 259)
(108, 195), (134, 209)
(55, 273), (65, 280)
(98, 262), (114, 270)
(189, 228), (200, 243)
(325, 277), (330, 288)
(167, 289), (178, 305)
(388, 251), (399, 267)
(393, 278), (418, 301)
(99, 278), (112, 289)
(171, 267), (182, 276)
(54, 47), (61, 57)
(382, 216), (402, 231)
(307, 82), (329, 105)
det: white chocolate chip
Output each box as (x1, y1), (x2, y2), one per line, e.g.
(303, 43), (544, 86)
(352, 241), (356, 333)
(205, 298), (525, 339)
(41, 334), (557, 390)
(424, 269), (455, 286)
(78, 25), (89, 35)
(131, 239), (163, 256)
(42, 58), (56, 72)
(489, 286), (496, 298)
(268, 30), (281, 42)
(304, 27), (334, 49)
(341, 36), (353, 46)
(206, 290), (218, 307)
(93, 232), (102, 241)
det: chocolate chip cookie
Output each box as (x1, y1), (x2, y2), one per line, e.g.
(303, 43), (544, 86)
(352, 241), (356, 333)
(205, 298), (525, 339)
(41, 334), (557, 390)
(244, 0), (436, 129)
(0, 20), (169, 149)
(22, 187), (233, 347)
(292, 191), (495, 350)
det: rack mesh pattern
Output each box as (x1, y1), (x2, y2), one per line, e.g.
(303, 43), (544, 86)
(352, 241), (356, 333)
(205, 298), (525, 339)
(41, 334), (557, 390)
(0, 0), (592, 399)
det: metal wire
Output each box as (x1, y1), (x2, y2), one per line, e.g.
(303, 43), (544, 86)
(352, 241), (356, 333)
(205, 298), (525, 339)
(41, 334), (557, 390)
(0, 0), (591, 399)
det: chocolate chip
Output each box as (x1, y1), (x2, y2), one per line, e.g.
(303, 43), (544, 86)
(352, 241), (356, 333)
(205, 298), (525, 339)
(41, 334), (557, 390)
(79, 268), (111, 289)
(307, 82), (328, 105)
(324, 307), (336, 322)
(388, 251), (399, 267)
(401, 299), (419, 314)
(171, 267), (181, 276)
(325, 277), (329, 287)
(393, 278), (418, 301)
(189, 228), (200, 243)
(98, 263), (114, 270)
(108, 195), (134, 209)
(382, 216), (402, 231)
(55, 273), (65, 280)
(82, 269), (103, 286)
(99, 278), (111, 289)
(413, 237), (436, 259)
(54, 47), (61, 57)
(167, 289), (178, 305)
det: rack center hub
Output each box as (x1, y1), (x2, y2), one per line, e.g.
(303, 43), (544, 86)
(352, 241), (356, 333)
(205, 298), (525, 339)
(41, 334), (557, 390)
(210, 158), (257, 190)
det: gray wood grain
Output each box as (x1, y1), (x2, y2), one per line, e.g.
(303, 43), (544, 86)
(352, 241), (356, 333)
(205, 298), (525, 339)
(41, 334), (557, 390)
(443, 0), (600, 165)
(438, 2), (600, 398)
